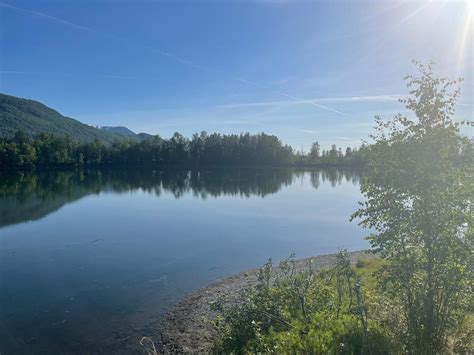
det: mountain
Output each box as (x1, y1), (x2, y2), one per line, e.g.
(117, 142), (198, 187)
(96, 126), (154, 141)
(99, 126), (137, 138)
(136, 132), (154, 141)
(0, 93), (150, 143)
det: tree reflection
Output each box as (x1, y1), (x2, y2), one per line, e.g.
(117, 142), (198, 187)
(0, 168), (360, 228)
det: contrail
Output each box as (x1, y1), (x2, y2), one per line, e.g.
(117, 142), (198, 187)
(237, 77), (347, 116)
(280, 93), (347, 116)
(0, 1), (346, 116)
(0, 1), (96, 33)
(0, 1), (197, 68)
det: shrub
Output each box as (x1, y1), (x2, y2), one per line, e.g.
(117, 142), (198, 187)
(212, 251), (397, 354)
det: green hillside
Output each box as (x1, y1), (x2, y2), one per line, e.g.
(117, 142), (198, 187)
(0, 93), (127, 143)
(99, 125), (137, 138)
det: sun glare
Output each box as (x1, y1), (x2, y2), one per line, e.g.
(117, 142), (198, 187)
(456, 0), (473, 76)
(468, 0), (474, 14)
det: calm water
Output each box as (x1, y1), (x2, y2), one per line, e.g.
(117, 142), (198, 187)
(0, 168), (367, 354)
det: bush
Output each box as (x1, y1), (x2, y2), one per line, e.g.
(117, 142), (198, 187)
(212, 251), (397, 354)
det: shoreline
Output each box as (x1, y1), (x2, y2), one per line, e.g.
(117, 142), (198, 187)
(155, 250), (369, 354)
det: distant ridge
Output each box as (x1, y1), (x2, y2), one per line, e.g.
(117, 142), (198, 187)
(0, 93), (151, 143)
(98, 126), (137, 138)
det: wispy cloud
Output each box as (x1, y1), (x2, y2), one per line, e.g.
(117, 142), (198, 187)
(300, 129), (317, 134)
(335, 136), (354, 141)
(0, 70), (32, 75)
(345, 95), (402, 102)
(234, 77), (347, 116)
(218, 94), (403, 110)
(298, 130), (364, 148)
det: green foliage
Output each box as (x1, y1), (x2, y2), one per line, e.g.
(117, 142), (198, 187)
(0, 129), (368, 169)
(0, 93), (124, 143)
(0, 131), (294, 168)
(212, 252), (396, 354)
(352, 61), (473, 353)
(305, 140), (369, 167)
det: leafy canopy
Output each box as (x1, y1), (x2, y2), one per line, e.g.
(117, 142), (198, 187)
(352, 61), (473, 353)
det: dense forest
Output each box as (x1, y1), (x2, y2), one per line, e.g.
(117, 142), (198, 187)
(0, 130), (369, 169)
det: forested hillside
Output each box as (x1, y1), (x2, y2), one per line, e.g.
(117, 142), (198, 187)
(0, 93), (126, 143)
(98, 126), (137, 138)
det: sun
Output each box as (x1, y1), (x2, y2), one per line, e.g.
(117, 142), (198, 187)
(468, 0), (474, 15)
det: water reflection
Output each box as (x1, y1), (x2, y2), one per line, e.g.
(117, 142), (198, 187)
(0, 167), (365, 354)
(0, 168), (360, 229)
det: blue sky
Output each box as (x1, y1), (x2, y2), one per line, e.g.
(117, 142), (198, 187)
(0, 0), (472, 149)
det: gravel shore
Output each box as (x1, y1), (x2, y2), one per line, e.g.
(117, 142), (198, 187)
(156, 250), (368, 354)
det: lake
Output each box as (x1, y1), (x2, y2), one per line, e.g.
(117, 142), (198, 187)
(0, 168), (368, 353)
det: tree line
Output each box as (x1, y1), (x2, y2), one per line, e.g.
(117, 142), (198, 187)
(0, 130), (368, 169)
